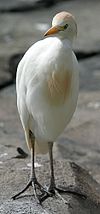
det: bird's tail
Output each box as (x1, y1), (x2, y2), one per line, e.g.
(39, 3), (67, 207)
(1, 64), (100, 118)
(35, 140), (49, 154)
(24, 128), (49, 154)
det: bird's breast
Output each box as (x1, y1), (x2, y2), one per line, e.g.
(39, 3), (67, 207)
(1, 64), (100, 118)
(44, 69), (72, 105)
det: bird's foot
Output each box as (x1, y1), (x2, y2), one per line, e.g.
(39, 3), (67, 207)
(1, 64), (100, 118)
(40, 184), (87, 204)
(12, 178), (52, 204)
(12, 181), (87, 204)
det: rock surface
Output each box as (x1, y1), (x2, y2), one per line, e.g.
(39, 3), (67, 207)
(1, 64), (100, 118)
(0, 56), (12, 89)
(0, 0), (56, 12)
(0, 0), (100, 56)
(0, 0), (100, 86)
(0, 153), (100, 214)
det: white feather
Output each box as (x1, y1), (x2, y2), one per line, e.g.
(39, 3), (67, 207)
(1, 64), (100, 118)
(16, 34), (79, 154)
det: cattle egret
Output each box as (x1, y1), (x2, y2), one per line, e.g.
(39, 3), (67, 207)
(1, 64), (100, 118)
(12, 11), (79, 203)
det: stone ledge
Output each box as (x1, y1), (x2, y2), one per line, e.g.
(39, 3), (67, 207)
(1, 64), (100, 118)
(0, 159), (100, 214)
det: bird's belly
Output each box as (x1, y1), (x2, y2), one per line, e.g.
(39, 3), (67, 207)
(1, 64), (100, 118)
(29, 105), (74, 143)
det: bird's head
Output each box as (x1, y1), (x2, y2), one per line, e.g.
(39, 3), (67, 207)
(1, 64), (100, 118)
(44, 11), (77, 41)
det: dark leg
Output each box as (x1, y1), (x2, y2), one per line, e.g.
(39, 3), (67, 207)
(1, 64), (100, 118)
(41, 142), (86, 203)
(48, 142), (55, 193)
(39, 142), (55, 203)
(47, 142), (69, 204)
(40, 142), (69, 204)
(12, 131), (51, 203)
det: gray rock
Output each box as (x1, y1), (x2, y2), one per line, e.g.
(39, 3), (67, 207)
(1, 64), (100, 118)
(0, 56), (12, 89)
(79, 56), (100, 91)
(0, 0), (100, 57)
(0, 0), (56, 12)
(0, 0), (100, 87)
(8, 53), (23, 81)
(0, 151), (100, 214)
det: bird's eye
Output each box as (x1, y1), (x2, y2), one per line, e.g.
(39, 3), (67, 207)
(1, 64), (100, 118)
(63, 24), (68, 30)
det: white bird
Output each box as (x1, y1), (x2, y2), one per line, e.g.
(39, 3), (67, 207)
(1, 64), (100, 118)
(12, 11), (79, 203)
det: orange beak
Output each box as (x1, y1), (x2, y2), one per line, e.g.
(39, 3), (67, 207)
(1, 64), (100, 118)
(44, 26), (60, 37)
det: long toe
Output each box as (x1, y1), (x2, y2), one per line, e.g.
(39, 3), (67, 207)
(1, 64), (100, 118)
(55, 185), (87, 199)
(12, 180), (32, 200)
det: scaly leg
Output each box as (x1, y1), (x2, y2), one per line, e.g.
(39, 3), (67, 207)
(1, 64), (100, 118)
(48, 142), (55, 192)
(41, 142), (86, 203)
